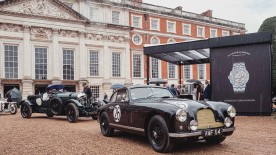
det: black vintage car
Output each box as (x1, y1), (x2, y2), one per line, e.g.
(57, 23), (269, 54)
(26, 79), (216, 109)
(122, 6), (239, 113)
(97, 85), (236, 153)
(20, 84), (99, 123)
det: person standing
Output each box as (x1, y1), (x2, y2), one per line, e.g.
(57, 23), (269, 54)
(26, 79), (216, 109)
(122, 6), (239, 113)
(169, 84), (177, 97)
(192, 84), (198, 101)
(83, 83), (92, 100)
(204, 80), (211, 101)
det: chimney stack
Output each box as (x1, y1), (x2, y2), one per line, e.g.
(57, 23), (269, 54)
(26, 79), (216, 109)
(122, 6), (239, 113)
(201, 10), (212, 17)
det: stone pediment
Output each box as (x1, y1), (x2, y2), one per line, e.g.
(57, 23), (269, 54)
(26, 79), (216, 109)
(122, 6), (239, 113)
(0, 0), (89, 23)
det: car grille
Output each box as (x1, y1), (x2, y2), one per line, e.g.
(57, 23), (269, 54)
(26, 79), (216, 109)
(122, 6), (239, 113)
(197, 109), (224, 129)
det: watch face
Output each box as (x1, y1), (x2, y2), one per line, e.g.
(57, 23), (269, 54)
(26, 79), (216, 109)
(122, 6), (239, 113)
(229, 68), (249, 86)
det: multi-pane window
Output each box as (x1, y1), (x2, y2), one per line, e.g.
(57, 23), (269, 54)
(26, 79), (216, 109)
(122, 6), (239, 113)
(132, 15), (141, 28)
(133, 54), (141, 77)
(197, 26), (205, 37)
(167, 21), (176, 33)
(112, 52), (121, 77)
(151, 58), (159, 78)
(150, 18), (159, 30)
(168, 63), (175, 78)
(184, 65), (191, 79)
(90, 50), (99, 76)
(91, 86), (100, 98)
(4, 45), (18, 79)
(183, 24), (191, 35)
(210, 29), (217, 38)
(222, 30), (229, 37)
(112, 11), (120, 24)
(89, 7), (98, 21)
(151, 36), (159, 44)
(198, 64), (205, 80)
(132, 34), (142, 45)
(63, 49), (74, 80)
(35, 47), (47, 80)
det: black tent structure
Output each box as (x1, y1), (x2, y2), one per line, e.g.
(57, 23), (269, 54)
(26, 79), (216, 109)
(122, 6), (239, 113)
(144, 32), (272, 115)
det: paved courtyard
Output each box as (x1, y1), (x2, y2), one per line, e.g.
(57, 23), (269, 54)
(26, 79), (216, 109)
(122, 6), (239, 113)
(0, 112), (275, 155)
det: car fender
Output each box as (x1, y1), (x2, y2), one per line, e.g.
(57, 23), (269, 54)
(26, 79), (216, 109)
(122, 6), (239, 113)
(22, 100), (33, 106)
(66, 99), (83, 107)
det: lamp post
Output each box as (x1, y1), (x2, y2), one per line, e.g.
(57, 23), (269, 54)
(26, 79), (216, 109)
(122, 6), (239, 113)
(144, 14), (150, 85)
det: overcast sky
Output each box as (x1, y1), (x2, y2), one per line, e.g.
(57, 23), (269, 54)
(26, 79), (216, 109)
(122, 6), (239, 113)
(143, 0), (276, 33)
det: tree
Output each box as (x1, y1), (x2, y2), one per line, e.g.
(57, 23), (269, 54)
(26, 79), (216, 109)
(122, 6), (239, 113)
(258, 16), (276, 94)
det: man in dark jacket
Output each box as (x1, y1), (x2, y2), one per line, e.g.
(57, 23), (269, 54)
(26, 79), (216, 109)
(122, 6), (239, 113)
(169, 84), (178, 97)
(204, 80), (211, 101)
(83, 83), (92, 100)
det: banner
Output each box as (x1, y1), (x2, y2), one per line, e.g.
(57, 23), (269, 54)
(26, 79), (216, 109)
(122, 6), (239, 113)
(211, 44), (271, 115)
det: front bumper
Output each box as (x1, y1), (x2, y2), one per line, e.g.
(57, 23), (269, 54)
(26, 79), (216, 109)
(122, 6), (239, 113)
(169, 127), (235, 138)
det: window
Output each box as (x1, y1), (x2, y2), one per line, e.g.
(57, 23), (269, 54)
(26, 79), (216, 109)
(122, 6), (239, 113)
(167, 38), (175, 43)
(232, 32), (240, 35)
(210, 29), (217, 38)
(150, 18), (160, 31)
(90, 50), (99, 76)
(91, 86), (100, 98)
(151, 36), (160, 44)
(133, 54), (141, 77)
(183, 24), (191, 35)
(198, 64), (205, 80)
(167, 21), (176, 33)
(89, 7), (98, 21)
(112, 52), (121, 77)
(131, 15), (142, 28)
(197, 26), (205, 38)
(63, 49), (74, 80)
(168, 63), (175, 78)
(35, 47), (47, 79)
(112, 11), (120, 24)
(4, 45), (18, 79)
(132, 34), (142, 45)
(222, 30), (229, 37)
(184, 65), (191, 79)
(151, 58), (159, 78)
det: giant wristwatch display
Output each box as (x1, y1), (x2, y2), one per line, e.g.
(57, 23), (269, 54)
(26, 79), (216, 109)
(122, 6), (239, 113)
(228, 62), (249, 93)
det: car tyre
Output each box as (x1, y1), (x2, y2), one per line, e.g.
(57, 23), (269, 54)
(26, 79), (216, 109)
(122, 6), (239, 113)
(46, 111), (55, 117)
(20, 102), (32, 118)
(204, 136), (226, 144)
(100, 112), (114, 137)
(66, 103), (79, 123)
(147, 115), (174, 153)
(49, 97), (63, 115)
(10, 103), (17, 115)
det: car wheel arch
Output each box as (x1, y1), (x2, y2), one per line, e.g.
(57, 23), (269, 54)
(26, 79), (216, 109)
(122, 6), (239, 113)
(144, 112), (171, 136)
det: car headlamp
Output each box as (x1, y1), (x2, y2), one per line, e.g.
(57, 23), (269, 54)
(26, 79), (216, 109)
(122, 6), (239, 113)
(176, 109), (187, 122)
(190, 120), (198, 131)
(227, 106), (236, 118)
(224, 117), (233, 127)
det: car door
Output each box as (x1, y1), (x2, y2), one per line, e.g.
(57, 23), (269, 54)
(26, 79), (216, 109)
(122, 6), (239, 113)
(107, 89), (130, 126)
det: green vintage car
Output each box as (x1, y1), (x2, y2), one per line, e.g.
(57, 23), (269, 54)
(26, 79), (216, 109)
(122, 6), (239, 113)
(20, 84), (99, 123)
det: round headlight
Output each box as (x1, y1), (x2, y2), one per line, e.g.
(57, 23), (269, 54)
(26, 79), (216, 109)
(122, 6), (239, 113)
(190, 120), (198, 131)
(227, 106), (236, 118)
(224, 117), (233, 127)
(176, 109), (187, 122)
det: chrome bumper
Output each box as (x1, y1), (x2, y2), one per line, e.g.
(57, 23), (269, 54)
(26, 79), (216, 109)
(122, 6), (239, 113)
(169, 127), (235, 138)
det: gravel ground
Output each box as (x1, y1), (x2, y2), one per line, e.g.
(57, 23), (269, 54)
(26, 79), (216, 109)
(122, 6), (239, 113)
(0, 111), (276, 155)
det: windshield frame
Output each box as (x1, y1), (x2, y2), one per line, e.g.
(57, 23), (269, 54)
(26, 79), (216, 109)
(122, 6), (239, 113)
(129, 87), (174, 100)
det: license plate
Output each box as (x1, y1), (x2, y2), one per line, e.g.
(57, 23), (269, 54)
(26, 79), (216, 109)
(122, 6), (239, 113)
(203, 128), (223, 137)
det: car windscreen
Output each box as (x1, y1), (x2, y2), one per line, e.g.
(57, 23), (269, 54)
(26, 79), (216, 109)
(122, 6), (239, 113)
(130, 87), (173, 100)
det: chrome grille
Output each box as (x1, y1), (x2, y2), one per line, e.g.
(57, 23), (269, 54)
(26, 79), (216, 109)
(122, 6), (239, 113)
(197, 109), (224, 129)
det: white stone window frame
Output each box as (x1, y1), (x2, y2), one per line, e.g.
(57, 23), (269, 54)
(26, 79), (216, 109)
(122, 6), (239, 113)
(150, 36), (160, 44)
(210, 28), (217, 38)
(168, 63), (177, 79)
(112, 10), (120, 24)
(131, 14), (142, 28)
(183, 23), (191, 36)
(151, 57), (161, 78)
(150, 17), (160, 31)
(132, 52), (143, 78)
(34, 46), (48, 80)
(222, 30), (230, 37)
(197, 26), (205, 38)
(132, 33), (143, 45)
(111, 52), (121, 77)
(166, 20), (176, 33)
(62, 48), (75, 80)
(184, 65), (193, 80)
(198, 64), (206, 80)
(3, 44), (19, 79)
